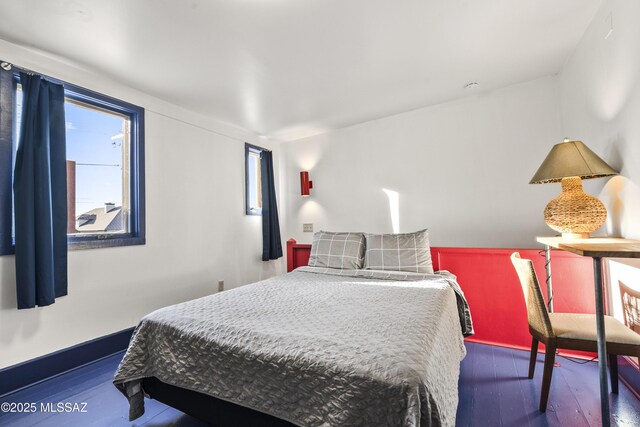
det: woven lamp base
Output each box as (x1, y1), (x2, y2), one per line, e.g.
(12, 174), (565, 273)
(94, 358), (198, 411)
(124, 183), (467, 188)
(544, 176), (607, 238)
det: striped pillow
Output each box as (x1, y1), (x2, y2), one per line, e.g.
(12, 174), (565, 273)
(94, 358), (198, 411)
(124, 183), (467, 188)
(307, 231), (366, 269)
(364, 229), (433, 274)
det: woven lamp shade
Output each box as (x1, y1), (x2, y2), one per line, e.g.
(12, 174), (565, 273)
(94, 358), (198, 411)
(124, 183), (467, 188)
(530, 139), (618, 238)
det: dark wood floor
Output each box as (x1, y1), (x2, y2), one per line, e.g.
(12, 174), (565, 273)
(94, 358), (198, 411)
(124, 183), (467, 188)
(1, 342), (639, 426)
(457, 342), (640, 427)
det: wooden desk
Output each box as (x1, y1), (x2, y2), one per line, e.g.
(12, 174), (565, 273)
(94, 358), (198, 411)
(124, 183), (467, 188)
(536, 237), (640, 427)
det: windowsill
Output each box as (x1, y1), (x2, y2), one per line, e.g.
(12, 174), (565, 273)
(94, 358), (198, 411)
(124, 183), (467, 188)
(0, 236), (145, 256)
(69, 236), (145, 250)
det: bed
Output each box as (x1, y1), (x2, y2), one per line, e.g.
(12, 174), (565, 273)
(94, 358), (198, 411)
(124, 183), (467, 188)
(114, 232), (473, 427)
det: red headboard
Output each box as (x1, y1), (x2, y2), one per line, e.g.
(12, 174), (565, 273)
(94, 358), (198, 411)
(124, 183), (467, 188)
(287, 239), (312, 272)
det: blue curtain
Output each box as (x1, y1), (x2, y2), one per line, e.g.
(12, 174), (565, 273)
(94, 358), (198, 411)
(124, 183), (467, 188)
(260, 150), (282, 261)
(14, 73), (68, 309)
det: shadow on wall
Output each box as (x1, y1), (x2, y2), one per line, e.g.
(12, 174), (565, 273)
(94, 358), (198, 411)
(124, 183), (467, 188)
(601, 175), (640, 240)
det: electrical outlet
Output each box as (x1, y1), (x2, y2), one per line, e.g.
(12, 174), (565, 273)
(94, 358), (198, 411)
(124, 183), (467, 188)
(218, 280), (224, 292)
(303, 223), (313, 233)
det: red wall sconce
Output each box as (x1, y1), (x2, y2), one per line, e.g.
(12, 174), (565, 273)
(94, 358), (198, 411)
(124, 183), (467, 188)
(300, 171), (313, 197)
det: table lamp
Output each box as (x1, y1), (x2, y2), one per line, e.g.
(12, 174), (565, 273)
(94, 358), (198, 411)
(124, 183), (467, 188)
(530, 138), (618, 239)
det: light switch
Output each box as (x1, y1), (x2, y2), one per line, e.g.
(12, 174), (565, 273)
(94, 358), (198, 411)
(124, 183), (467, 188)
(303, 223), (313, 233)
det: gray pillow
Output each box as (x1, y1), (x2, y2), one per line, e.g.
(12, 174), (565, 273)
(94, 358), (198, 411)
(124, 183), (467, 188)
(307, 231), (366, 269)
(364, 229), (434, 274)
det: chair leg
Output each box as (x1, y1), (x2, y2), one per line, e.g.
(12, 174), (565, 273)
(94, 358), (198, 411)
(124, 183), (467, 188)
(608, 354), (619, 394)
(539, 343), (556, 412)
(528, 337), (538, 379)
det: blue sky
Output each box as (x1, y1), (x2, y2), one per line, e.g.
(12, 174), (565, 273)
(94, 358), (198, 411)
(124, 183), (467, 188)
(15, 90), (126, 216)
(65, 101), (126, 215)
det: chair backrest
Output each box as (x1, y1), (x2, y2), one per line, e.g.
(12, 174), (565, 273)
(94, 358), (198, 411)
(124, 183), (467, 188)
(510, 252), (554, 339)
(619, 280), (640, 334)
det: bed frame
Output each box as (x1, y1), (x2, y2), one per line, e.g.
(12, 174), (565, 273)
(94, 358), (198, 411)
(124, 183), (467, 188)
(142, 377), (294, 426)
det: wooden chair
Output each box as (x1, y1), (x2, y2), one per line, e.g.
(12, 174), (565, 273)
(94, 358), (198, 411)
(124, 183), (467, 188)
(620, 280), (640, 366)
(510, 252), (640, 412)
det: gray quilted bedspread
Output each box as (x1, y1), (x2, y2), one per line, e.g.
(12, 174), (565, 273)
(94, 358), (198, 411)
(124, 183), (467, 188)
(113, 269), (471, 426)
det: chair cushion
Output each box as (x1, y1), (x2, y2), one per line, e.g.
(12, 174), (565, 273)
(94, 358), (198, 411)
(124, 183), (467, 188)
(550, 313), (640, 346)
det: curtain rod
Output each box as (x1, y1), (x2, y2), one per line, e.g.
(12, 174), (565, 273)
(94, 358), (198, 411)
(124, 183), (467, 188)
(2, 61), (41, 75)
(1, 60), (65, 85)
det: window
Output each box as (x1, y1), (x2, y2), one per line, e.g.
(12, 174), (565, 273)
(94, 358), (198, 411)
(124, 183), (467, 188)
(0, 66), (145, 254)
(245, 143), (264, 215)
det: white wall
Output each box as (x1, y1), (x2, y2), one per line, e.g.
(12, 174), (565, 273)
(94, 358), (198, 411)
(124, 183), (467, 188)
(281, 77), (564, 248)
(282, 0), (640, 250)
(0, 40), (284, 369)
(558, 0), (640, 318)
(559, 0), (640, 241)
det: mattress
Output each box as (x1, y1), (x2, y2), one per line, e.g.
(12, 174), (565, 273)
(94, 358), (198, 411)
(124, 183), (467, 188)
(114, 268), (472, 427)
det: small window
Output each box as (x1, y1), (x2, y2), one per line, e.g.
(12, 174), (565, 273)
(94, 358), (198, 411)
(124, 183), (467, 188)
(0, 68), (145, 254)
(245, 143), (264, 215)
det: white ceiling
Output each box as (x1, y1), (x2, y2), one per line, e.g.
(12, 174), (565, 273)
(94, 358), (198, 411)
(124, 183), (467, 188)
(0, 0), (602, 141)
